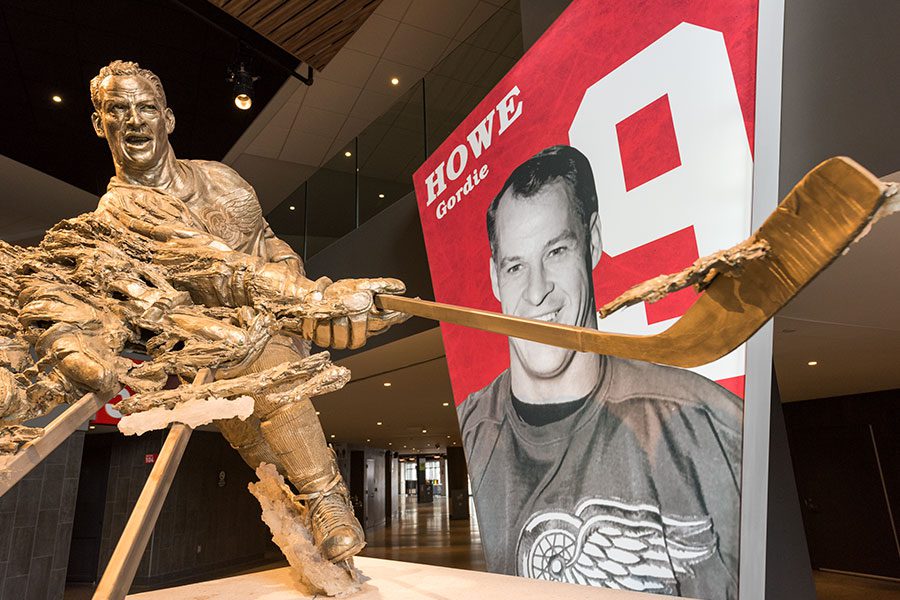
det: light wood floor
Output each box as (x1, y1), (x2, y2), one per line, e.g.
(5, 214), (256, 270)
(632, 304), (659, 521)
(359, 494), (486, 572)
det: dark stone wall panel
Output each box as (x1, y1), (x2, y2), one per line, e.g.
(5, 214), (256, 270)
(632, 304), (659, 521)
(0, 430), (85, 600)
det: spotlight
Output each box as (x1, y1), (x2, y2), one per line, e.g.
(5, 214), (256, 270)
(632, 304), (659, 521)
(344, 151), (352, 157)
(228, 59), (258, 110)
(289, 205), (296, 211)
(442, 402), (449, 407)
(807, 361), (818, 366)
(51, 95), (62, 103)
(383, 382), (391, 387)
(390, 77), (399, 85)
(378, 193), (385, 199)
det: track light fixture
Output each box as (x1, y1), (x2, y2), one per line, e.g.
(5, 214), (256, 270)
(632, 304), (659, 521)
(227, 58), (258, 110)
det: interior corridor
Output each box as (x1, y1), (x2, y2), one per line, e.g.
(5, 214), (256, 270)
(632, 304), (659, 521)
(359, 494), (486, 572)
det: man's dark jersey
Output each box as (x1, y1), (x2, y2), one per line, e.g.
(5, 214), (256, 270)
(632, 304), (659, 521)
(458, 356), (742, 598)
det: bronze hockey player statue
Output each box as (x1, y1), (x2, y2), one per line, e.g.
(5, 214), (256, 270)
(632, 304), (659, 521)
(87, 60), (404, 563)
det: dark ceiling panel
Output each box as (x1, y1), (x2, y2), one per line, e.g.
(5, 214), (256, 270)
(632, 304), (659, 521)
(0, 0), (291, 197)
(208, 0), (382, 71)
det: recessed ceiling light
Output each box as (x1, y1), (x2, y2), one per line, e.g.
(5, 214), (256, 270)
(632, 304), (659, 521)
(446, 435), (450, 439)
(807, 361), (818, 366)
(377, 421), (383, 426)
(344, 151), (352, 157)
(89, 425), (95, 429)
(403, 445), (407, 448)
(51, 95), (62, 103)
(366, 438), (371, 442)
(442, 402), (449, 407)
(378, 193), (385, 199)
(390, 77), (399, 85)
(330, 434), (335, 438)
(383, 382), (391, 387)
(388, 442), (392, 446)
(316, 411), (320, 415)
(421, 429), (427, 433)
(234, 94), (252, 110)
(289, 205), (296, 211)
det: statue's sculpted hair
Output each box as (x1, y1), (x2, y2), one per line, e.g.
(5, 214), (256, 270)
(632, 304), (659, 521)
(90, 60), (167, 111)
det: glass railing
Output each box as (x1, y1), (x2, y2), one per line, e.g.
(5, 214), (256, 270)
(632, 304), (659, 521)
(269, 0), (523, 260)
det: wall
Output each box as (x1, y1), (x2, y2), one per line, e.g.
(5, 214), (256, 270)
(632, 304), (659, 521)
(783, 389), (899, 578)
(446, 446), (470, 520)
(0, 431), (83, 600)
(780, 0), (900, 190)
(94, 430), (276, 589)
(339, 443), (390, 532)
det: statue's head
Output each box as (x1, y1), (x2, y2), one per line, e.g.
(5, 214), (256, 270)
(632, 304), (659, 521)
(90, 60), (175, 176)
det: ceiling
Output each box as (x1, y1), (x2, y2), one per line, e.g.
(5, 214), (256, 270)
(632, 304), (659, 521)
(773, 174), (900, 401)
(209, 0), (383, 71)
(225, 0), (513, 214)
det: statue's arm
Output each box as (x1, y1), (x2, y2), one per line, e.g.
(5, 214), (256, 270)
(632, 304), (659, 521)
(204, 163), (411, 349)
(155, 242), (407, 350)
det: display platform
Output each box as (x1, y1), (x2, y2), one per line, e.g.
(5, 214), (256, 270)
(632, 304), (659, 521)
(125, 556), (673, 599)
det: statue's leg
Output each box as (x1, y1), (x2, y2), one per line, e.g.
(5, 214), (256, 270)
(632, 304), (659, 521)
(216, 336), (364, 562)
(216, 414), (283, 470)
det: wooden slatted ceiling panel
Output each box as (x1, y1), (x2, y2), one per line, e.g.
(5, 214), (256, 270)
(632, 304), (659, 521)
(210, 0), (383, 71)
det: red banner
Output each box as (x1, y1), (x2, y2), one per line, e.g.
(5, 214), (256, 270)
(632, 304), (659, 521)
(414, 0), (759, 595)
(415, 0), (758, 405)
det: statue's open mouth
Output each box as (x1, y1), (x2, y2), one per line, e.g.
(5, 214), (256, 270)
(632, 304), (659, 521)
(124, 133), (151, 148)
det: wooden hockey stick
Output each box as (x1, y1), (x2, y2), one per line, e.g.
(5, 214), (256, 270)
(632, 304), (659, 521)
(93, 368), (213, 600)
(0, 393), (107, 497)
(375, 157), (893, 368)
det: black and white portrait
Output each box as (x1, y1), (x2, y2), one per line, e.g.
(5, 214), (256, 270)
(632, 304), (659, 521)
(457, 145), (743, 598)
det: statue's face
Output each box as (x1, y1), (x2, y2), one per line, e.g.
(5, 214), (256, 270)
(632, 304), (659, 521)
(91, 75), (174, 175)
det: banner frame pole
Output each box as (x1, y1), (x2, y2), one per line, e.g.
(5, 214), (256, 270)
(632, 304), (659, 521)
(740, 0), (785, 597)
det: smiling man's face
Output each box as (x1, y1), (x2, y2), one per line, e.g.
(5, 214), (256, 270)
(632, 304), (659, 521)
(91, 74), (174, 176)
(490, 179), (600, 379)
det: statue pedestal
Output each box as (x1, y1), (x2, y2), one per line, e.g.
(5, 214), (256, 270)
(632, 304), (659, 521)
(125, 556), (674, 599)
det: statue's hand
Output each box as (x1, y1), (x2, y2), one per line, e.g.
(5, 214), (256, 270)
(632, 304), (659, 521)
(300, 277), (409, 350)
(150, 225), (233, 251)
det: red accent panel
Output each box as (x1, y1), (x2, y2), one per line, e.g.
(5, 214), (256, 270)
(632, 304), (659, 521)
(91, 388), (127, 425)
(646, 286), (700, 324)
(716, 375), (745, 399)
(595, 226), (700, 325)
(617, 95), (682, 191)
